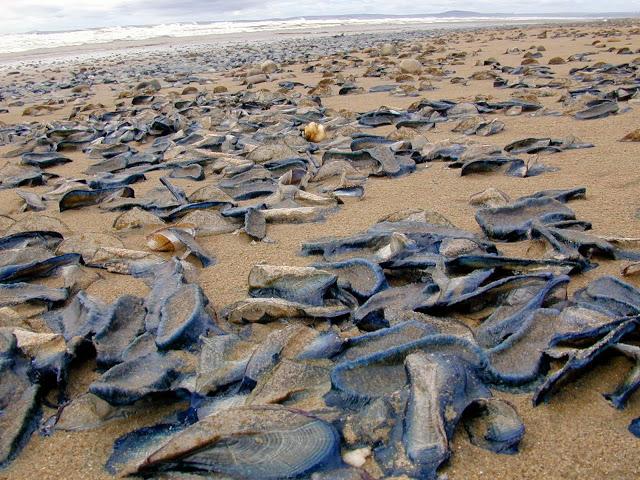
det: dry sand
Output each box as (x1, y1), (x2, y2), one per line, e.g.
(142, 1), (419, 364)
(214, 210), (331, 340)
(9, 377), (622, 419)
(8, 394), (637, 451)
(0, 20), (639, 480)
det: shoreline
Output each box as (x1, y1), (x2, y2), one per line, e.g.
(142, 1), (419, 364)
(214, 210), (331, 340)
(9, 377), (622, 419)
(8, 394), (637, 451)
(0, 18), (606, 67)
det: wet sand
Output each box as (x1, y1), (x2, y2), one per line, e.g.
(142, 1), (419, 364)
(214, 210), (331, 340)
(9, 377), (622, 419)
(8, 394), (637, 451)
(0, 18), (584, 66)
(0, 20), (639, 480)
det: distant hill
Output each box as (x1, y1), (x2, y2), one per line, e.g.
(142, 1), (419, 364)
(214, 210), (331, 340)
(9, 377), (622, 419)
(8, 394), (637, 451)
(256, 10), (639, 22)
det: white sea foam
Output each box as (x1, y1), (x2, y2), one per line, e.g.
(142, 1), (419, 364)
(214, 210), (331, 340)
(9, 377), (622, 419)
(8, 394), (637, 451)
(0, 16), (583, 54)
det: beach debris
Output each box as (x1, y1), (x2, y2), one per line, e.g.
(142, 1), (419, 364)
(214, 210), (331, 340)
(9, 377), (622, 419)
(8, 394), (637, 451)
(303, 122), (327, 142)
(0, 21), (639, 479)
(620, 129), (640, 142)
(113, 405), (341, 478)
(575, 100), (620, 120)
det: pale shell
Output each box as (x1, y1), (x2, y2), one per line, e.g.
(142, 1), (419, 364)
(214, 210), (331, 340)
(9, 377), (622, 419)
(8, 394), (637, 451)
(303, 122), (326, 143)
(146, 224), (196, 252)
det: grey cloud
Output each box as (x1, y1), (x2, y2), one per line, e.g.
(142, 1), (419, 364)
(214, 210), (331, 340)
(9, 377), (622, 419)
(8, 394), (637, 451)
(2, 0), (638, 34)
(115, 0), (265, 14)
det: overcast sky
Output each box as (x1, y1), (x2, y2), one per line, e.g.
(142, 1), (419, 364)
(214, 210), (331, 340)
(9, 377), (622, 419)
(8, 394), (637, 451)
(2, 0), (637, 34)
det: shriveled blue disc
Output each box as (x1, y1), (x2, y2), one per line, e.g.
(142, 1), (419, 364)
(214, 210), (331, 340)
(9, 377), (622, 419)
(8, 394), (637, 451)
(462, 398), (524, 454)
(421, 141), (469, 161)
(488, 309), (565, 385)
(517, 187), (586, 204)
(241, 324), (302, 390)
(458, 156), (524, 176)
(400, 352), (491, 477)
(0, 253), (81, 284)
(311, 258), (388, 301)
(170, 164), (204, 181)
(331, 335), (488, 406)
(0, 330), (16, 361)
(129, 405), (340, 479)
(358, 109), (406, 126)
(0, 168), (44, 189)
(0, 336), (41, 467)
(131, 94), (155, 105)
(0, 282), (68, 307)
(87, 143), (130, 160)
(219, 174), (277, 201)
(575, 100), (618, 120)
(44, 291), (108, 342)
(475, 197), (576, 241)
(540, 227), (623, 260)
(445, 254), (582, 274)
(302, 221), (493, 261)
(353, 283), (433, 331)
(324, 146), (415, 177)
(244, 207), (266, 240)
(263, 157), (308, 174)
(475, 275), (570, 349)
(429, 268), (495, 307)
(21, 152), (72, 168)
(532, 319), (639, 406)
(0, 231), (63, 251)
(301, 230), (395, 259)
(94, 295), (146, 368)
(135, 258), (190, 334)
(106, 423), (186, 475)
(89, 351), (183, 406)
(603, 343), (640, 410)
(573, 276), (640, 318)
(350, 135), (395, 151)
(484, 99), (542, 112)
(295, 330), (344, 360)
(156, 284), (217, 350)
(396, 118), (436, 130)
(85, 154), (130, 175)
(59, 187), (134, 211)
(248, 264), (337, 306)
(504, 137), (553, 154)
(369, 84), (397, 93)
(88, 172), (146, 190)
(195, 134), (228, 151)
(432, 273), (558, 315)
(160, 200), (234, 222)
(336, 320), (435, 363)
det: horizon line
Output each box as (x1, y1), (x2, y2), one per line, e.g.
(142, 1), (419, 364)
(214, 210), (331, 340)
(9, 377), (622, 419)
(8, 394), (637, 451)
(4, 10), (639, 36)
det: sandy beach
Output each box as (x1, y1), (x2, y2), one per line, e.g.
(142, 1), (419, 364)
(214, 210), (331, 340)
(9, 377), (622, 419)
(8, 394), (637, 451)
(0, 18), (585, 66)
(0, 18), (639, 480)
